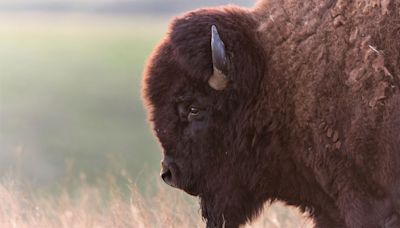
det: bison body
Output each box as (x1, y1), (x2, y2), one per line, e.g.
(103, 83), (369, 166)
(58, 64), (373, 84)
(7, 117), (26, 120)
(142, 0), (400, 227)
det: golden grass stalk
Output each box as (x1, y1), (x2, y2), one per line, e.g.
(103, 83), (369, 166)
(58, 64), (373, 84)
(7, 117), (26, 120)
(0, 178), (313, 228)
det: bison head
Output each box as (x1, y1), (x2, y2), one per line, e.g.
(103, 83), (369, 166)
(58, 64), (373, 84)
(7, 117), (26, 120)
(142, 7), (268, 227)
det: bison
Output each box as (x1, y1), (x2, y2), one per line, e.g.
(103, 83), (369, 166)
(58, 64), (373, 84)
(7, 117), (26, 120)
(142, 0), (400, 227)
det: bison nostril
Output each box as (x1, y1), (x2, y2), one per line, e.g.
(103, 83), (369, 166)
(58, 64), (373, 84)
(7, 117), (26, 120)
(161, 169), (172, 183)
(161, 158), (177, 187)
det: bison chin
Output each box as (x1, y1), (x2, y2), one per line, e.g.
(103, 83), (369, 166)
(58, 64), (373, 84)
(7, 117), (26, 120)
(199, 191), (263, 228)
(182, 185), (199, 196)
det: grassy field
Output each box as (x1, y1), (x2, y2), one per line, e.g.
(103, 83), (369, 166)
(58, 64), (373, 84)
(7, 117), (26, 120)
(0, 13), (167, 189)
(0, 12), (313, 227)
(0, 177), (313, 228)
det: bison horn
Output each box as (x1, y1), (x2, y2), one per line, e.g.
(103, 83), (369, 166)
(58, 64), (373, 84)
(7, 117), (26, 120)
(208, 25), (228, 90)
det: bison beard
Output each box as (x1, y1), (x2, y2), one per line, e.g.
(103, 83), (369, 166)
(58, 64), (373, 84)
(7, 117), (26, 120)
(142, 0), (400, 227)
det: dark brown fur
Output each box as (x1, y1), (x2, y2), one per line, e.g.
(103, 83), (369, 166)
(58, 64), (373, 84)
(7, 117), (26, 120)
(142, 0), (400, 227)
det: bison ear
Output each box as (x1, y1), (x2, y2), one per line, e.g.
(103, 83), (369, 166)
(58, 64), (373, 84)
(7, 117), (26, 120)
(208, 25), (228, 90)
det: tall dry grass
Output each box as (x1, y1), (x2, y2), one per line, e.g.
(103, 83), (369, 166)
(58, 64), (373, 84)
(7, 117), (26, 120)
(0, 177), (314, 228)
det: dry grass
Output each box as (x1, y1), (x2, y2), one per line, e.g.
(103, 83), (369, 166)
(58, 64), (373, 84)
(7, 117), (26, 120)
(0, 178), (314, 228)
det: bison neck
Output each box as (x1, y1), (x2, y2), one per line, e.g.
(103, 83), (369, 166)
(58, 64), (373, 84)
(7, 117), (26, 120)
(248, 0), (400, 226)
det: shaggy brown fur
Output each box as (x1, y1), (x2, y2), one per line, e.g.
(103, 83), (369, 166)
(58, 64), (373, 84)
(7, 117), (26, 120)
(142, 0), (400, 227)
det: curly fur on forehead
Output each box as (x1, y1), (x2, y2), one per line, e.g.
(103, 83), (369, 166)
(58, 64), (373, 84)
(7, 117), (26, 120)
(168, 7), (260, 81)
(143, 6), (266, 104)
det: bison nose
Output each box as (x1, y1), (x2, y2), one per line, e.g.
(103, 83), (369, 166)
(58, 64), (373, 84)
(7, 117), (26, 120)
(160, 160), (176, 187)
(161, 168), (172, 183)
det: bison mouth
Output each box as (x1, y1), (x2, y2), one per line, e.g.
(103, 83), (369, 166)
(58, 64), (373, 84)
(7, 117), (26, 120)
(183, 184), (199, 196)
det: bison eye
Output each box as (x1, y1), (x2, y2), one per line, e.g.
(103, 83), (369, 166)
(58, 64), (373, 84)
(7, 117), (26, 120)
(189, 106), (199, 115)
(188, 106), (202, 121)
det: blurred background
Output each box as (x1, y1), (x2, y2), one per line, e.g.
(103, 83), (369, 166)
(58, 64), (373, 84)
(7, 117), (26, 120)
(0, 0), (253, 192)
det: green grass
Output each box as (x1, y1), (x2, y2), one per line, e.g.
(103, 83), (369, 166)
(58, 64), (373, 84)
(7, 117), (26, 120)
(0, 14), (168, 190)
